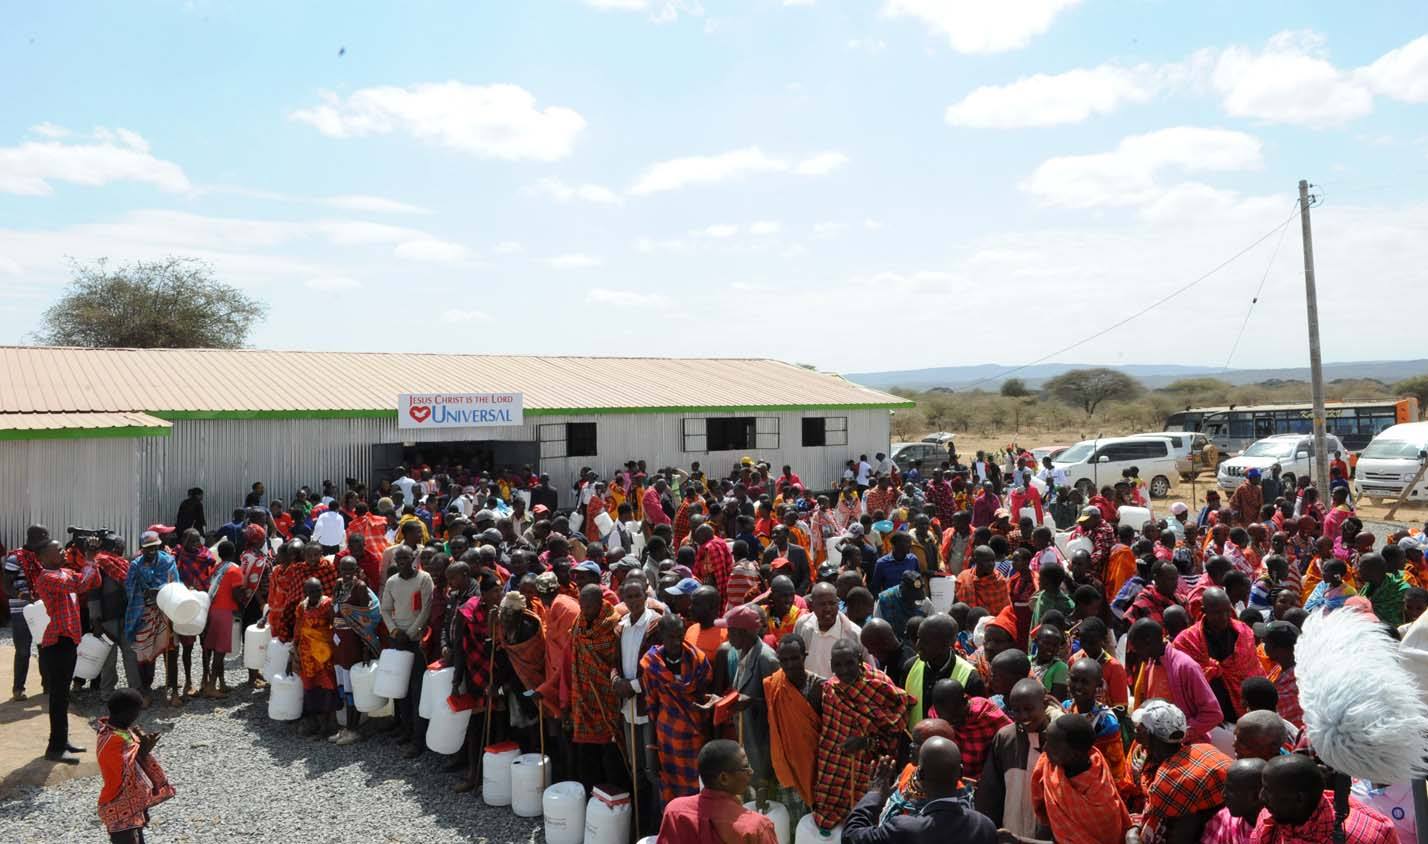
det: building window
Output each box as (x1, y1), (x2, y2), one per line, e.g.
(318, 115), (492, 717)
(566, 422), (597, 457)
(802, 416), (847, 447)
(539, 422), (597, 458)
(707, 417), (756, 452)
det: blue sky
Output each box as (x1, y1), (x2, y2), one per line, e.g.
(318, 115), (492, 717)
(3, 1), (1427, 373)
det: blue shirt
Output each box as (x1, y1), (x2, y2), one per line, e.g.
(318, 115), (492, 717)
(871, 553), (920, 594)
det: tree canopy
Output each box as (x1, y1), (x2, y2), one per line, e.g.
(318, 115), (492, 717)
(36, 257), (267, 349)
(1043, 367), (1143, 417)
(999, 377), (1031, 397)
(1393, 375), (1428, 418)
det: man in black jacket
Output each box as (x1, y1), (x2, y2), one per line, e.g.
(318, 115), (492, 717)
(845, 736), (997, 843)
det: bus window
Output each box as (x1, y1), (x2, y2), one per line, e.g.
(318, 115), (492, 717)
(1254, 415), (1274, 439)
(1229, 416), (1253, 439)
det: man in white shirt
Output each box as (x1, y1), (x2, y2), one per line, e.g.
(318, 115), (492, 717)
(794, 582), (863, 676)
(855, 455), (873, 490)
(1038, 456), (1069, 501)
(391, 466), (417, 502)
(613, 576), (661, 833)
(311, 506), (346, 552)
(875, 452), (897, 478)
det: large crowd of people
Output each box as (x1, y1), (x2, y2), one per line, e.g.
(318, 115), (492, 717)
(5, 446), (1428, 844)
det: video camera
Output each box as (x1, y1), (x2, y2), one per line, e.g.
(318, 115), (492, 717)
(65, 526), (119, 552)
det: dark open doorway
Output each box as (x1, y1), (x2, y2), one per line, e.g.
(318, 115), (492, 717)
(370, 440), (540, 491)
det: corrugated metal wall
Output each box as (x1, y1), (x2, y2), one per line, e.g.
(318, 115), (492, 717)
(1, 409), (890, 547)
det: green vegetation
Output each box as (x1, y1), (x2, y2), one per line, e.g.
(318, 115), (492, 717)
(888, 367), (1415, 441)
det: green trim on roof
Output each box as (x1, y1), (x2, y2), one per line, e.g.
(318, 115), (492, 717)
(0, 425), (172, 441)
(149, 401), (914, 422)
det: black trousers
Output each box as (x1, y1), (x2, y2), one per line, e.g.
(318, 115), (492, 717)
(38, 638), (78, 752)
(110, 827), (145, 843)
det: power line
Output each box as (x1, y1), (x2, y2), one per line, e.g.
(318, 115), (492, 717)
(953, 203), (1303, 393)
(1221, 200), (1299, 372)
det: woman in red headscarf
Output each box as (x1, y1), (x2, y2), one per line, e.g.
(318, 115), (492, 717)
(238, 524), (272, 687)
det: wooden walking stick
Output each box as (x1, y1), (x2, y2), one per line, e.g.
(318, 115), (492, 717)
(628, 715), (640, 842)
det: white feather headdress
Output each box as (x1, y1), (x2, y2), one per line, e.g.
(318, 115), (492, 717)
(1296, 607), (1428, 783)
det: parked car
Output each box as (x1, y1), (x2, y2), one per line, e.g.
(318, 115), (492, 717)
(1051, 436), (1181, 499)
(1353, 421), (1428, 504)
(1216, 433), (1346, 493)
(1030, 445), (1070, 465)
(921, 432), (956, 444)
(891, 441), (946, 468)
(1127, 431), (1213, 480)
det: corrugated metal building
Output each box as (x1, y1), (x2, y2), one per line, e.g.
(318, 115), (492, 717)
(0, 347), (910, 544)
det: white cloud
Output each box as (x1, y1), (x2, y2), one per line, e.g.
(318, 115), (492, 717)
(635, 237), (686, 254)
(794, 151), (849, 176)
(0, 127), (190, 196)
(315, 220), (425, 245)
(587, 287), (669, 307)
(322, 194), (430, 214)
(305, 276), (362, 290)
(811, 221), (849, 238)
(847, 39), (887, 53)
(749, 221), (781, 235)
(547, 253), (602, 269)
(394, 239), (470, 263)
(863, 218), (883, 230)
(290, 82), (586, 161)
(493, 241), (523, 254)
(28, 122), (69, 139)
(629, 146), (787, 195)
(531, 177), (623, 205)
(1357, 34), (1428, 104)
(698, 224), (740, 238)
(882, 0), (1080, 54)
(441, 309), (491, 323)
(580, 0), (703, 22)
(731, 281), (772, 291)
(1021, 127), (1263, 208)
(946, 64), (1161, 128)
(784, 0), (815, 5)
(1210, 31), (1373, 126)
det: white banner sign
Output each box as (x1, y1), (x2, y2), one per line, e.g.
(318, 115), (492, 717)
(398, 392), (524, 429)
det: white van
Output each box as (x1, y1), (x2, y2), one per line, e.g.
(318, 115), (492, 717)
(1051, 436), (1181, 499)
(1355, 421), (1428, 504)
(1127, 431), (1213, 480)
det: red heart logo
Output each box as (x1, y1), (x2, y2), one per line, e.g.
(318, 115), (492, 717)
(408, 405), (432, 423)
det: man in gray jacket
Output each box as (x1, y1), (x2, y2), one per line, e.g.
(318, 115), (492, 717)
(717, 603), (780, 789)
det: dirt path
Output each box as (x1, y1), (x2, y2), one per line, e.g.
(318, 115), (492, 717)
(0, 635), (101, 799)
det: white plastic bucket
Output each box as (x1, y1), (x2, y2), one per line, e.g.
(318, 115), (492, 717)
(168, 589), (204, 625)
(1030, 475), (1048, 495)
(826, 538), (843, 567)
(745, 801), (792, 844)
(74, 633), (113, 681)
(267, 673), (303, 721)
(481, 741), (523, 807)
(543, 781), (587, 844)
(374, 648), (414, 699)
(425, 699), (472, 754)
(22, 602), (50, 644)
(584, 786), (631, 844)
(1118, 505), (1152, 529)
(1019, 506), (1040, 526)
(795, 813), (842, 843)
(156, 582), (186, 619)
(243, 624), (270, 670)
(351, 660), (387, 713)
(594, 511), (615, 536)
(510, 753), (550, 817)
(263, 639), (293, 682)
(419, 666), (454, 720)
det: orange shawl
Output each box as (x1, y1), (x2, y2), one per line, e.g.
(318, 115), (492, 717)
(763, 669), (820, 806)
(1031, 749), (1132, 844)
(537, 593), (580, 715)
(1172, 620), (1265, 718)
(500, 610), (555, 717)
(1104, 545), (1137, 604)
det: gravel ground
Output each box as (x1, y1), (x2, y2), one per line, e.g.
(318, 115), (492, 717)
(0, 628), (545, 844)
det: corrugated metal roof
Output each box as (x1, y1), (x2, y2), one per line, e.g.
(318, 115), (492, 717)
(0, 346), (910, 416)
(0, 411), (172, 432)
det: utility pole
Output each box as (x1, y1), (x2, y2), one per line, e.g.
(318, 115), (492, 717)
(1299, 179), (1329, 492)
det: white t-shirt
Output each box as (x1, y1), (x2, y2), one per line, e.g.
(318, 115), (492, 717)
(312, 510), (347, 547)
(392, 475), (417, 501)
(856, 461), (872, 485)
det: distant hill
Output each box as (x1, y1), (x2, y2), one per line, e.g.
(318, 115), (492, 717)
(845, 360), (1428, 391)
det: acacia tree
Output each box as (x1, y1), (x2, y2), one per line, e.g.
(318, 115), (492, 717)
(1043, 368), (1143, 418)
(36, 257), (267, 348)
(1000, 377), (1031, 397)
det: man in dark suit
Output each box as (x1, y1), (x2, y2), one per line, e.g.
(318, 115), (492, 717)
(844, 736), (997, 844)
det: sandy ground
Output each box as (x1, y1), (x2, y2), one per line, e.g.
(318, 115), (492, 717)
(0, 632), (101, 799)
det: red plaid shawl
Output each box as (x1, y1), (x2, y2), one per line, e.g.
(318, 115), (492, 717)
(1138, 743), (1231, 841)
(569, 604), (622, 744)
(812, 667), (913, 829)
